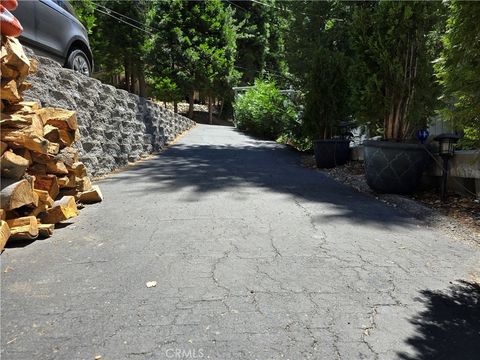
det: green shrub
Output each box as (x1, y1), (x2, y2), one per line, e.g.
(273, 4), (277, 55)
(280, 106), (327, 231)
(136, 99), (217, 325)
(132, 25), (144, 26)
(233, 80), (297, 140)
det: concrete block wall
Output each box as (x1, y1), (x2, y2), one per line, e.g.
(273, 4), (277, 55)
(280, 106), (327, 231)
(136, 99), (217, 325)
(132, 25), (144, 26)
(23, 52), (195, 176)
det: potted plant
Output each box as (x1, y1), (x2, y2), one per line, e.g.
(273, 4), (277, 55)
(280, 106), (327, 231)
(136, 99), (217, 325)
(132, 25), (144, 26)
(350, 1), (440, 194)
(304, 48), (352, 168)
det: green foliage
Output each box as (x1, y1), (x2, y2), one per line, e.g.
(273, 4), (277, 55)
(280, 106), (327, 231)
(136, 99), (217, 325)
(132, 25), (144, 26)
(285, 1), (353, 140)
(285, 1), (352, 88)
(349, 1), (441, 140)
(232, 0), (289, 85)
(70, 0), (96, 33)
(73, 0), (149, 94)
(150, 78), (183, 103)
(303, 48), (351, 140)
(233, 80), (296, 139)
(146, 0), (238, 102)
(435, 1), (480, 147)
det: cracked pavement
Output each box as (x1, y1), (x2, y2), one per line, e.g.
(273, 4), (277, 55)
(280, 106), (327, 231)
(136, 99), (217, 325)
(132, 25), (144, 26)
(1, 124), (479, 360)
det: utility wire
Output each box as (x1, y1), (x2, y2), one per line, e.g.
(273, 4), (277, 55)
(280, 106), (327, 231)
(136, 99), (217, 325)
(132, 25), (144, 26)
(95, 3), (147, 28)
(94, 7), (154, 35)
(94, 3), (291, 84)
(223, 0), (249, 13)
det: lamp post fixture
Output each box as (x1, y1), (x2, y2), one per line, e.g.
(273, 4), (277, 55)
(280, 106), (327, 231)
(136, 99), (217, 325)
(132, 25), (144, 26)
(434, 133), (461, 201)
(336, 121), (353, 140)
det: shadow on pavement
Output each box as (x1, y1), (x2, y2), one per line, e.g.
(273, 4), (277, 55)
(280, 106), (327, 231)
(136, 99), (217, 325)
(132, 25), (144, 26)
(398, 280), (480, 360)
(100, 137), (422, 229)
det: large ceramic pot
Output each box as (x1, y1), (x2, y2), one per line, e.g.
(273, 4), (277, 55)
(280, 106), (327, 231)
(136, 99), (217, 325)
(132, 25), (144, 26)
(363, 140), (429, 194)
(313, 140), (350, 168)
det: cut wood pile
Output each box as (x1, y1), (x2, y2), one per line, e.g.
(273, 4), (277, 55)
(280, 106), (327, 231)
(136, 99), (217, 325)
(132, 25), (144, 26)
(0, 36), (102, 251)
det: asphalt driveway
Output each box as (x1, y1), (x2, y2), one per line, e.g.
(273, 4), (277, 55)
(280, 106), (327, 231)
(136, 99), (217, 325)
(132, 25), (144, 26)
(1, 124), (479, 360)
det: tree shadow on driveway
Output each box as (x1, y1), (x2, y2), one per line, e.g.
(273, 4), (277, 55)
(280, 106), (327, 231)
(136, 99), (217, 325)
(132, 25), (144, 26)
(99, 137), (424, 229)
(398, 280), (480, 360)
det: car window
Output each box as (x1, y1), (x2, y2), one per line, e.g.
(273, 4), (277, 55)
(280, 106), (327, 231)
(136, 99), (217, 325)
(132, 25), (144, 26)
(56, 0), (76, 17)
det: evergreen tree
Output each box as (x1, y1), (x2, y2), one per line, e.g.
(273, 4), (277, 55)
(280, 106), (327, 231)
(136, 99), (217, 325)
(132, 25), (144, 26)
(147, 0), (238, 121)
(349, 1), (441, 140)
(231, 0), (288, 85)
(72, 0), (149, 96)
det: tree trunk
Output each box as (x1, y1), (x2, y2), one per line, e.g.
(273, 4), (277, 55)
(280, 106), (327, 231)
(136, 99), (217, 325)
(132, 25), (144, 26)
(130, 60), (136, 94)
(188, 90), (195, 119)
(173, 101), (178, 114)
(219, 98), (224, 119)
(124, 58), (130, 91)
(208, 96), (213, 125)
(138, 65), (146, 98)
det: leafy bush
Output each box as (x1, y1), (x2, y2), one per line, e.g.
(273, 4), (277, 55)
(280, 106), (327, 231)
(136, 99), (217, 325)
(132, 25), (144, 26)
(233, 80), (297, 140)
(435, 1), (480, 148)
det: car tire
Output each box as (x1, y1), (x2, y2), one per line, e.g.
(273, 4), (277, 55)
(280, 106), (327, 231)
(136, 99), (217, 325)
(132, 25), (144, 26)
(66, 49), (91, 77)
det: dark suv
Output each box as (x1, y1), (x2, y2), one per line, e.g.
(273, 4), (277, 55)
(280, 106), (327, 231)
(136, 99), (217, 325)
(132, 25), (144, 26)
(13, 0), (93, 76)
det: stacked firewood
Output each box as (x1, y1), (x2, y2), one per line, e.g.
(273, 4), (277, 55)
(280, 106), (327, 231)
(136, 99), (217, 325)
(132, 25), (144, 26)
(0, 36), (102, 251)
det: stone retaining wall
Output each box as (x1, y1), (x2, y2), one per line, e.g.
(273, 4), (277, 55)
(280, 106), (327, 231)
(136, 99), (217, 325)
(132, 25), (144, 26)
(24, 52), (195, 176)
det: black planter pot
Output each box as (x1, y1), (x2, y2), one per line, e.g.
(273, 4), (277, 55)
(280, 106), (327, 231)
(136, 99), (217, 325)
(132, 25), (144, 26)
(363, 140), (429, 194)
(313, 140), (350, 168)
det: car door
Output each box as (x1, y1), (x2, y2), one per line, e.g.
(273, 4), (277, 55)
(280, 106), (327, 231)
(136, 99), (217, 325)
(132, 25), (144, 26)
(34, 0), (71, 57)
(12, 0), (37, 45)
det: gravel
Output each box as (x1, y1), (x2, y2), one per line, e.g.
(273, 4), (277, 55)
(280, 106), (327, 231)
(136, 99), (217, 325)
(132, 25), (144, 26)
(301, 155), (480, 246)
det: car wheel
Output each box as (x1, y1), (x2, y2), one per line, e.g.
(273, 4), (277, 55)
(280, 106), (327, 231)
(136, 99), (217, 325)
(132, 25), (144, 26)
(66, 49), (91, 77)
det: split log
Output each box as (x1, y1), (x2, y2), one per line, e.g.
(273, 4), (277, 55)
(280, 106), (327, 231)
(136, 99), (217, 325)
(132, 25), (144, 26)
(47, 142), (59, 155)
(76, 176), (92, 192)
(78, 185), (103, 204)
(46, 159), (68, 175)
(0, 220), (10, 251)
(58, 172), (76, 188)
(0, 37), (30, 82)
(18, 81), (32, 92)
(70, 161), (87, 177)
(12, 148), (32, 165)
(0, 79), (22, 103)
(0, 150), (29, 179)
(38, 223), (54, 238)
(1, 141), (7, 155)
(43, 125), (78, 148)
(27, 163), (47, 176)
(6, 101), (40, 114)
(0, 113), (44, 137)
(34, 189), (54, 207)
(58, 188), (79, 199)
(30, 151), (50, 164)
(55, 147), (79, 168)
(33, 174), (59, 199)
(43, 124), (60, 144)
(28, 58), (38, 75)
(29, 189), (54, 217)
(40, 196), (78, 224)
(0, 62), (18, 78)
(0, 178), (36, 210)
(1, 126), (49, 154)
(7, 216), (38, 240)
(36, 107), (78, 130)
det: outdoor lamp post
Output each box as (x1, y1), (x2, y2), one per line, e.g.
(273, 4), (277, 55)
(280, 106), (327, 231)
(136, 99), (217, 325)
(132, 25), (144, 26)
(434, 133), (461, 201)
(336, 121), (353, 140)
